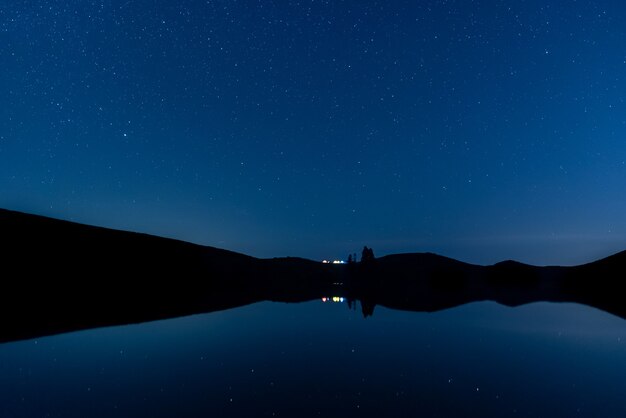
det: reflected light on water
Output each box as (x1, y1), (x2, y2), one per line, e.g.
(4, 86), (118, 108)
(321, 296), (345, 303)
(0, 301), (625, 417)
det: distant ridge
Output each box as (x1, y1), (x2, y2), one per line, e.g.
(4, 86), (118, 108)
(0, 208), (624, 343)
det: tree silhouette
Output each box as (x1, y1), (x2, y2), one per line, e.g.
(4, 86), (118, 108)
(361, 246), (375, 263)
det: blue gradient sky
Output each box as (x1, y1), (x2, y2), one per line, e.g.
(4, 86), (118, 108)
(2, 0), (625, 265)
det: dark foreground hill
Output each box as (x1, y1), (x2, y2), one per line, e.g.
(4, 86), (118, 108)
(0, 208), (625, 343)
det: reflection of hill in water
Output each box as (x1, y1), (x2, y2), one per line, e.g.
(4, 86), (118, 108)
(1, 208), (625, 343)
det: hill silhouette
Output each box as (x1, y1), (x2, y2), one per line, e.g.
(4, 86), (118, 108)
(1, 208), (624, 343)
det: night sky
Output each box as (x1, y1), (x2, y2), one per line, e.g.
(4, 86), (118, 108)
(2, 0), (625, 265)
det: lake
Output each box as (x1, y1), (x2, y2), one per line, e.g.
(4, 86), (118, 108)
(1, 300), (625, 417)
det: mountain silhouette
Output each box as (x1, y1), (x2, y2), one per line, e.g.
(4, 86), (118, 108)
(1, 208), (624, 343)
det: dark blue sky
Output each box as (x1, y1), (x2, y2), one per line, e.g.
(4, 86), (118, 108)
(2, 0), (625, 265)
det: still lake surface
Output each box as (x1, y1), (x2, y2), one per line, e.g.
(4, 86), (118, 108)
(1, 300), (625, 417)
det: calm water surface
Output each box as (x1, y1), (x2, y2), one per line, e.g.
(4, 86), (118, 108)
(1, 300), (625, 417)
